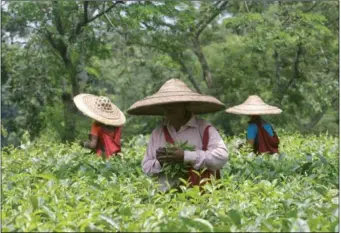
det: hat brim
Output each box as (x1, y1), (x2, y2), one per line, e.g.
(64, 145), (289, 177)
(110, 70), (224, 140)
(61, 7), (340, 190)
(73, 94), (126, 126)
(127, 94), (225, 115)
(226, 104), (282, 115)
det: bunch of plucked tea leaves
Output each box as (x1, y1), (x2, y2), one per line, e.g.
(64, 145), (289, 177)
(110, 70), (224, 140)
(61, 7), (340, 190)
(160, 141), (196, 179)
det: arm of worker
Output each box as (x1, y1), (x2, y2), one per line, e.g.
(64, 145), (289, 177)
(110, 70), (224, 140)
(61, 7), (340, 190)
(183, 126), (229, 171)
(142, 128), (163, 176)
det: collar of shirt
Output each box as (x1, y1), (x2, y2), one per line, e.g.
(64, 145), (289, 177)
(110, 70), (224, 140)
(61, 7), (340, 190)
(162, 114), (198, 133)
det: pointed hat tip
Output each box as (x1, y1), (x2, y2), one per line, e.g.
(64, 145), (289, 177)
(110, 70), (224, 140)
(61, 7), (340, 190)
(249, 94), (261, 98)
(167, 78), (182, 83)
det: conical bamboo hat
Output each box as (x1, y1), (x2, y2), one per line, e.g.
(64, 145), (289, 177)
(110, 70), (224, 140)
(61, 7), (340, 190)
(127, 79), (225, 115)
(226, 95), (282, 115)
(73, 94), (126, 126)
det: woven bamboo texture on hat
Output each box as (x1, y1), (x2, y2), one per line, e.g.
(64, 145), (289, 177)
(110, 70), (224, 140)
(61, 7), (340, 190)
(73, 94), (126, 126)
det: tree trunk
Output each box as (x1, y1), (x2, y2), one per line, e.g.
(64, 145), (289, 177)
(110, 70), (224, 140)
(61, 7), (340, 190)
(273, 49), (281, 93)
(45, 1), (122, 143)
(191, 37), (213, 88)
(68, 63), (80, 97)
(177, 53), (202, 94)
(301, 97), (338, 132)
(61, 92), (77, 142)
(277, 42), (302, 105)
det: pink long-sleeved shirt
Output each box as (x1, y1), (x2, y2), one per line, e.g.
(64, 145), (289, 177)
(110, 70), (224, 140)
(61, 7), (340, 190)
(142, 115), (228, 191)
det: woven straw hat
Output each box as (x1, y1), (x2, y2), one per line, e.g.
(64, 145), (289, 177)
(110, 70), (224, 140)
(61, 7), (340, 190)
(225, 95), (282, 115)
(73, 94), (126, 126)
(127, 79), (225, 115)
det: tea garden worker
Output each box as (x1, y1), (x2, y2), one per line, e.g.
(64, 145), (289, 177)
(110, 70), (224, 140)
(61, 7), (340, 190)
(73, 94), (126, 159)
(225, 95), (282, 155)
(127, 78), (229, 192)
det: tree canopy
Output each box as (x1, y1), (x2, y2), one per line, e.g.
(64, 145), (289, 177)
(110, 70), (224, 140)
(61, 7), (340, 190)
(1, 0), (339, 146)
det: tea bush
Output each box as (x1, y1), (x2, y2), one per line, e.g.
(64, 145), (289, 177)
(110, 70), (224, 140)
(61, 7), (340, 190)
(1, 132), (339, 232)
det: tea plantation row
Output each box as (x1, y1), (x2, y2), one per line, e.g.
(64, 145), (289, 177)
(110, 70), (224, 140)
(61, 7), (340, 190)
(2, 131), (339, 232)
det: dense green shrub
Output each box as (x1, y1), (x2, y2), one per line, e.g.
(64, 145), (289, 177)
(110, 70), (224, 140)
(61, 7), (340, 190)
(2, 132), (338, 232)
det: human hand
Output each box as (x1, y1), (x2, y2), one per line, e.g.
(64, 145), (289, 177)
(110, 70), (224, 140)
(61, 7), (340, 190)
(156, 147), (184, 164)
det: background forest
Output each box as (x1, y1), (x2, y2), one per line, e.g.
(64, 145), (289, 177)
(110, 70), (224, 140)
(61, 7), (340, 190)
(1, 0), (339, 146)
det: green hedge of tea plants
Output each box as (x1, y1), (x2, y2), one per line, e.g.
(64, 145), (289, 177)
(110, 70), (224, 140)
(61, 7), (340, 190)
(2, 132), (339, 232)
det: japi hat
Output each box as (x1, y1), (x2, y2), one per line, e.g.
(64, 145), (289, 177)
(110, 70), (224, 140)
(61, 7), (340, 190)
(73, 94), (126, 126)
(127, 78), (225, 115)
(225, 95), (282, 115)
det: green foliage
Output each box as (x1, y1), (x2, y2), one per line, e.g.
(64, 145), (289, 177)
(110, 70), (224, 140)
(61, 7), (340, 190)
(1, 124), (8, 138)
(161, 163), (188, 180)
(1, 42), (62, 146)
(160, 141), (196, 179)
(1, 1), (339, 146)
(2, 132), (338, 232)
(165, 140), (196, 151)
(202, 1), (338, 134)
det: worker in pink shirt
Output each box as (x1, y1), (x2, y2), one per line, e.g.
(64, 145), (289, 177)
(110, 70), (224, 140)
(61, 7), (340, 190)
(127, 79), (229, 192)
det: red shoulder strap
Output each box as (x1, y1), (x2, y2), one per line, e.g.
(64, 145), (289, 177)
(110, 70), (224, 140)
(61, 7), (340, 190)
(163, 126), (174, 144)
(202, 125), (211, 151)
(202, 125), (221, 179)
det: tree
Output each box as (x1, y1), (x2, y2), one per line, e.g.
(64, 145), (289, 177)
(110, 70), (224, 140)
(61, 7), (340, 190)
(1, 0), (338, 145)
(113, 1), (230, 93)
(218, 1), (338, 132)
(2, 1), (124, 141)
